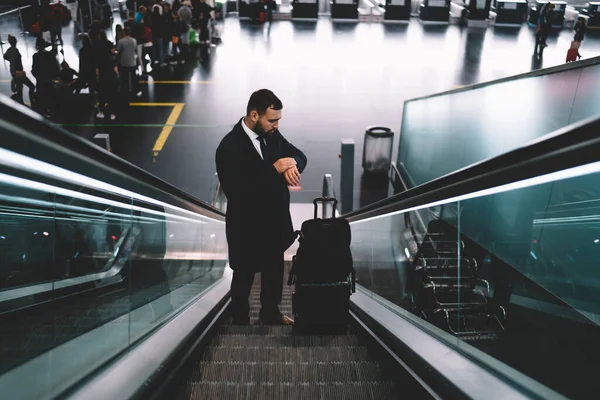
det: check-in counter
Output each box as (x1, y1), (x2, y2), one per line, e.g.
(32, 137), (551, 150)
(292, 0), (319, 19)
(331, 0), (359, 20)
(493, 0), (527, 25)
(419, 0), (451, 22)
(384, 0), (411, 22)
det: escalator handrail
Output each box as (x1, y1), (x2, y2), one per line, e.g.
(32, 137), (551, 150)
(0, 95), (225, 219)
(406, 56), (600, 104)
(343, 114), (600, 222)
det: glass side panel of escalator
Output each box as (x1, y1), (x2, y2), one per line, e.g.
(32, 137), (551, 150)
(350, 161), (600, 399)
(0, 147), (228, 399)
(396, 62), (600, 189)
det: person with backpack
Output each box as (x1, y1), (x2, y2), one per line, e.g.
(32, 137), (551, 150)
(215, 89), (307, 326)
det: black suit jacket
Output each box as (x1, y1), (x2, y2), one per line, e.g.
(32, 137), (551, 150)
(215, 119), (307, 271)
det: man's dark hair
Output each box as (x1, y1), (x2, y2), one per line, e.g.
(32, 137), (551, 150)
(124, 26), (131, 36)
(8, 35), (16, 47)
(246, 89), (283, 116)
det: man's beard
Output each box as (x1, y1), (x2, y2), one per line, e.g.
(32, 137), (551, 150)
(253, 123), (275, 136)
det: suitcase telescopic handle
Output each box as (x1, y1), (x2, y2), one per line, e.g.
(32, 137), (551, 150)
(313, 197), (337, 219)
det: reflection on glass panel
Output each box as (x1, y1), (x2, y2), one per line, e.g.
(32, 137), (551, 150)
(350, 219), (374, 295)
(0, 147), (228, 393)
(128, 202), (229, 342)
(0, 180), (56, 375)
(456, 172), (600, 398)
(54, 191), (134, 281)
(350, 205), (463, 350)
(397, 65), (597, 189)
(0, 183), (55, 294)
(352, 163), (600, 398)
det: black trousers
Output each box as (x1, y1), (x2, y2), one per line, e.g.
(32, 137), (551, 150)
(230, 251), (284, 321)
(119, 66), (138, 94)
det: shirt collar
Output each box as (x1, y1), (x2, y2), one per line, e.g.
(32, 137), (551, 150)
(241, 117), (260, 141)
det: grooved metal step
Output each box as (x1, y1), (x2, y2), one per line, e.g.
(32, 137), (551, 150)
(187, 361), (384, 383)
(202, 346), (371, 362)
(248, 311), (293, 319)
(175, 262), (401, 399)
(210, 334), (361, 347)
(180, 381), (399, 400)
(218, 325), (294, 335)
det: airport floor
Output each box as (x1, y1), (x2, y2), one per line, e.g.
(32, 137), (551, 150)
(1, 14), (600, 207)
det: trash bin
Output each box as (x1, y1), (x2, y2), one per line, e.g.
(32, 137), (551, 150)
(362, 126), (394, 173)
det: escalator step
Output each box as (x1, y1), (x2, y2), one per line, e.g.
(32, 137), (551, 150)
(186, 361), (384, 383)
(218, 325), (293, 335)
(249, 294), (293, 300)
(179, 381), (398, 400)
(248, 311), (293, 319)
(211, 334), (361, 347)
(202, 346), (371, 362)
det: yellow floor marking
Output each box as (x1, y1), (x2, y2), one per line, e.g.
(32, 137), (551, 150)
(129, 102), (185, 157)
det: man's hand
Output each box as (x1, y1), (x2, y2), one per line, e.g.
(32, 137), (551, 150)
(284, 166), (301, 187)
(273, 157), (297, 174)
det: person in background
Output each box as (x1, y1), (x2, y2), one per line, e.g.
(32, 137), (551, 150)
(264, 0), (275, 23)
(571, 17), (587, 60)
(166, 9), (182, 64)
(178, 0), (192, 32)
(179, 9), (190, 63)
(535, 2), (555, 55)
(140, 19), (154, 73)
(196, 0), (214, 46)
(88, 20), (102, 48)
(116, 26), (142, 97)
(3, 35), (36, 106)
(96, 31), (119, 120)
(151, 0), (164, 15)
(135, 5), (147, 23)
(59, 61), (79, 88)
(32, 37), (60, 117)
(115, 24), (125, 43)
(124, 10), (145, 70)
(57, 61), (80, 117)
(151, 2), (166, 67)
(574, 17), (587, 42)
(162, 3), (173, 63)
(49, 5), (64, 54)
(77, 34), (96, 94)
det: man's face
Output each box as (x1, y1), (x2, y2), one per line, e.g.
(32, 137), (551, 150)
(253, 107), (281, 136)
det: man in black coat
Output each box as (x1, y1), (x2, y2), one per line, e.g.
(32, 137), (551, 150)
(215, 89), (307, 325)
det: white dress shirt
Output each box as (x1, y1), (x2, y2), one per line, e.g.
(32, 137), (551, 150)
(241, 118), (265, 160)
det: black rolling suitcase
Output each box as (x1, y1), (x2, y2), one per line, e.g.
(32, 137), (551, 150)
(288, 197), (356, 333)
